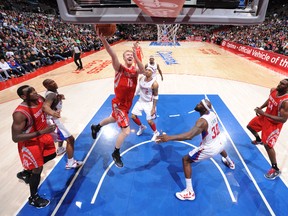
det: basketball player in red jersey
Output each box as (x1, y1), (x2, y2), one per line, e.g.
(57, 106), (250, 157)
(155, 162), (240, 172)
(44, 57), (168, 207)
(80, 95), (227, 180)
(247, 79), (288, 180)
(135, 41), (144, 62)
(12, 85), (57, 208)
(91, 32), (145, 168)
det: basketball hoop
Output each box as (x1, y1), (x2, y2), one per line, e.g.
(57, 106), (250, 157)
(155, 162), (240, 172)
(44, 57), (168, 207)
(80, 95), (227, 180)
(157, 24), (180, 45)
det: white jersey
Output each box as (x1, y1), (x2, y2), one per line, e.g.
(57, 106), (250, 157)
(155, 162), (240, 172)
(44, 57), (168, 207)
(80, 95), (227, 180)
(188, 111), (224, 162)
(44, 90), (71, 141)
(139, 76), (156, 102)
(131, 76), (157, 120)
(44, 90), (62, 113)
(200, 111), (221, 147)
(146, 62), (158, 78)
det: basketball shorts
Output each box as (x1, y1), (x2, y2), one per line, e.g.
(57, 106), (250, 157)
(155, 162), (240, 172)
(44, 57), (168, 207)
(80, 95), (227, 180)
(247, 115), (283, 148)
(111, 101), (130, 128)
(188, 142), (224, 162)
(47, 117), (72, 141)
(18, 134), (55, 170)
(131, 100), (156, 121)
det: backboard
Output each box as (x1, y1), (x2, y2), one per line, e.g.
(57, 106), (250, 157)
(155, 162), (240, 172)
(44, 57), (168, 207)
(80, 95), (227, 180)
(56, 0), (269, 25)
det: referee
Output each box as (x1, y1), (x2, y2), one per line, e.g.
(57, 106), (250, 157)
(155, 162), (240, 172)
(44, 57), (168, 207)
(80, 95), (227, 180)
(73, 41), (83, 70)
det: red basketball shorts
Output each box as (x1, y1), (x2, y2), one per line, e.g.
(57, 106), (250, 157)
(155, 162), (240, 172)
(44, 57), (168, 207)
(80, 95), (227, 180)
(18, 134), (55, 170)
(247, 115), (283, 148)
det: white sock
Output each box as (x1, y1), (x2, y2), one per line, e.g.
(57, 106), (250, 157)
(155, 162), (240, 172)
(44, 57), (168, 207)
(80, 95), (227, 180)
(185, 178), (193, 192)
(68, 158), (74, 165)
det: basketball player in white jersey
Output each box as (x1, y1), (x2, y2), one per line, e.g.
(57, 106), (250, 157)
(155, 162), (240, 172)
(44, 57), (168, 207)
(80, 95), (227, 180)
(145, 55), (163, 81)
(42, 79), (83, 169)
(131, 67), (160, 141)
(156, 99), (235, 201)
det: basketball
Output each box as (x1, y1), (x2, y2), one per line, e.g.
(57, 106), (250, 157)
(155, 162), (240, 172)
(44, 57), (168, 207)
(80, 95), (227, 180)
(95, 24), (117, 37)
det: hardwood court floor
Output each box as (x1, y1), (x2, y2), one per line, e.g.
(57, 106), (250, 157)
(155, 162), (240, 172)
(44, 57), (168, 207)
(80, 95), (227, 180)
(0, 41), (287, 216)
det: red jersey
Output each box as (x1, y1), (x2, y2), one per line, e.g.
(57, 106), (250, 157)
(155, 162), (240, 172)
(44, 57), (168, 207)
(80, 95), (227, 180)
(266, 89), (288, 124)
(113, 64), (138, 111)
(14, 98), (55, 169)
(14, 98), (48, 142)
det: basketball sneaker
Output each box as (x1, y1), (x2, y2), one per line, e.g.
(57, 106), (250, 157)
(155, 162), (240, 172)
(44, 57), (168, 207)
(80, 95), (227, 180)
(251, 140), (263, 145)
(91, 124), (101, 139)
(28, 194), (50, 208)
(221, 157), (235, 170)
(137, 125), (147, 136)
(56, 146), (66, 156)
(175, 189), (195, 201)
(151, 131), (160, 141)
(17, 170), (31, 184)
(65, 160), (83, 169)
(264, 168), (281, 180)
(112, 151), (123, 168)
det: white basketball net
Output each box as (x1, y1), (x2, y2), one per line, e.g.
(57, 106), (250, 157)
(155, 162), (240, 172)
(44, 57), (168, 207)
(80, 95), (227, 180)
(157, 24), (180, 45)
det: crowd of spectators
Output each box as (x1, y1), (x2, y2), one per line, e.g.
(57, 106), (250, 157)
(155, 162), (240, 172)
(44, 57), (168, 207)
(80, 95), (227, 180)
(0, 0), (120, 82)
(209, 0), (288, 56)
(0, 0), (287, 82)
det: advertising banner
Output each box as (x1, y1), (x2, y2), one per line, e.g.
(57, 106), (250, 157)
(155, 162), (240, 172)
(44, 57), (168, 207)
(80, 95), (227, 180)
(221, 40), (288, 72)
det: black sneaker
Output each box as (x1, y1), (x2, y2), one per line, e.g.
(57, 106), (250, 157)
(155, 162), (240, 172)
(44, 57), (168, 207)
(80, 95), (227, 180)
(17, 170), (31, 184)
(28, 194), (50, 208)
(112, 151), (123, 168)
(91, 124), (100, 139)
(251, 140), (263, 145)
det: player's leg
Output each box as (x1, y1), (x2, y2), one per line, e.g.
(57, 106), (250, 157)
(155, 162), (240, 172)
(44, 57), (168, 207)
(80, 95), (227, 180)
(65, 135), (83, 169)
(262, 124), (281, 180)
(56, 141), (66, 156)
(91, 115), (116, 139)
(112, 126), (130, 168)
(144, 102), (159, 140)
(25, 142), (52, 208)
(131, 101), (146, 135)
(175, 154), (195, 201)
(28, 166), (51, 208)
(264, 145), (281, 179)
(247, 115), (263, 145)
(175, 146), (209, 201)
(220, 150), (235, 169)
(55, 121), (83, 169)
(112, 110), (130, 168)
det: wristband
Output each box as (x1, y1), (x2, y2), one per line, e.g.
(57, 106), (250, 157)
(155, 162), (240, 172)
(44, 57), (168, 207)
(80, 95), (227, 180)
(153, 95), (159, 100)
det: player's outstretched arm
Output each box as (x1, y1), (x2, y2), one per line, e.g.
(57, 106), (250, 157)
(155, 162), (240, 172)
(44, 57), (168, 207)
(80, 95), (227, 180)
(97, 31), (120, 71)
(156, 118), (207, 143)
